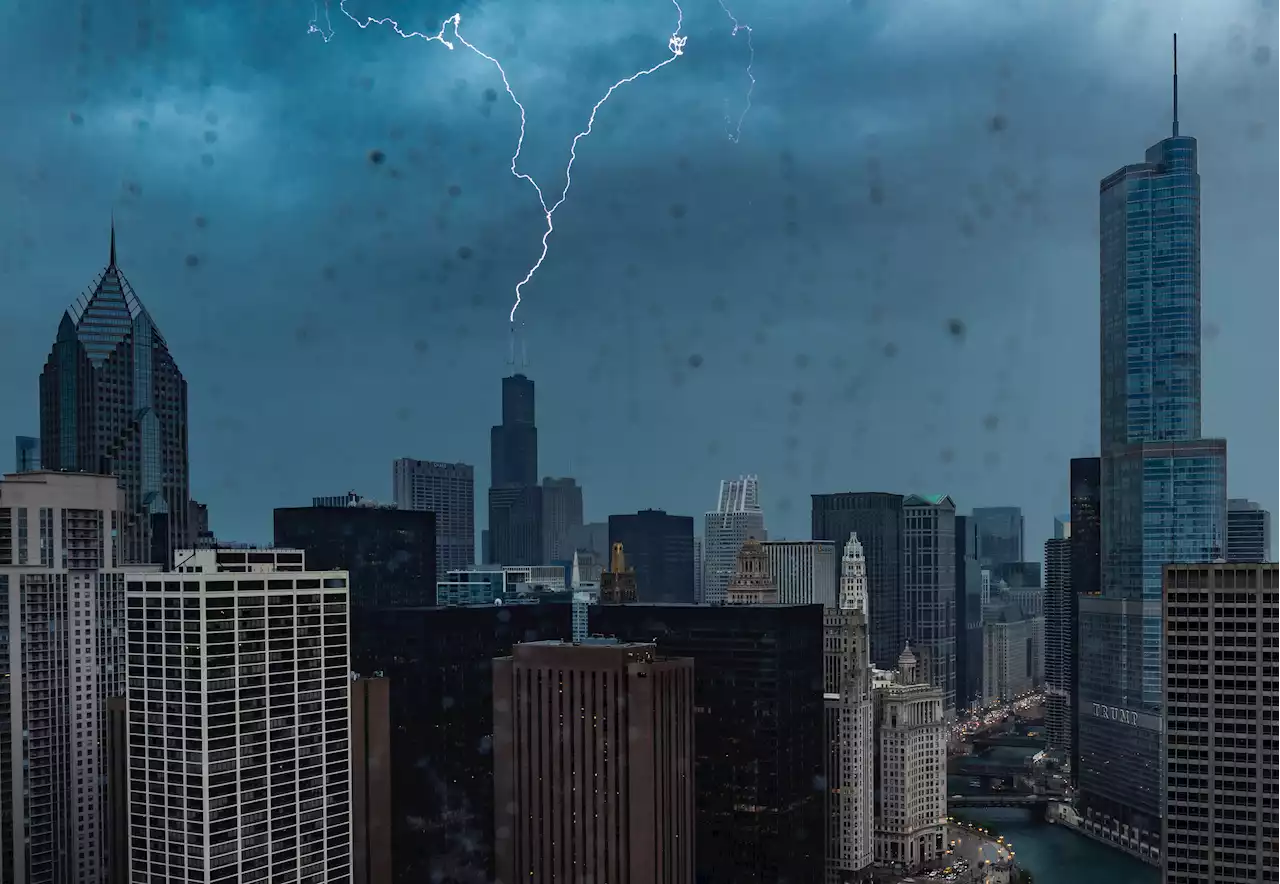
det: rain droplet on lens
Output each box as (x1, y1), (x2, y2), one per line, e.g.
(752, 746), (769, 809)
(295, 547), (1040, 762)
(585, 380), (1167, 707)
(69, 112), (84, 126)
(669, 203), (687, 219)
(457, 246), (473, 260)
(947, 318), (966, 339)
(688, 353), (704, 368)
(184, 254), (200, 268)
(369, 149), (386, 165)
(447, 184), (462, 197)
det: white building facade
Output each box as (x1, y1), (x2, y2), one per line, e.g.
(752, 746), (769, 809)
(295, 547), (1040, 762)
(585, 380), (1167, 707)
(392, 458), (476, 573)
(762, 539), (837, 606)
(124, 555), (353, 882)
(702, 476), (765, 605)
(873, 647), (947, 874)
(0, 471), (153, 884)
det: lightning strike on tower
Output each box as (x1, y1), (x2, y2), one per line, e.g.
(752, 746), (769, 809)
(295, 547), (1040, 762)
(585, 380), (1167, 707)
(309, 0), (751, 323)
(716, 0), (756, 143)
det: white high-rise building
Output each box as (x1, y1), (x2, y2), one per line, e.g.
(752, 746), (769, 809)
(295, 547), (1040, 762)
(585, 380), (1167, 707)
(872, 646), (947, 874)
(823, 534), (875, 882)
(392, 458), (475, 572)
(693, 537), (704, 603)
(762, 540), (837, 606)
(0, 470), (156, 884)
(124, 553), (353, 882)
(703, 476), (765, 605)
(840, 533), (869, 615)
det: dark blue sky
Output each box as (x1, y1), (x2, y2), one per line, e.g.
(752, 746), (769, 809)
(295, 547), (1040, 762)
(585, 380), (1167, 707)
(0, 0), (1275, 551)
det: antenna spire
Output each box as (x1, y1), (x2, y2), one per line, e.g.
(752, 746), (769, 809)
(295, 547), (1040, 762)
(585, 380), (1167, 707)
(109, 213), (117, 267)
(1172, 33), (1179, 137)
(507, 324), (515, 367)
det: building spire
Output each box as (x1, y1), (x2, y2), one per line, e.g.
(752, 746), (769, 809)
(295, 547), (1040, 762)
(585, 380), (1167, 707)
(109, 213), (117, 268)
(1172, 33), (1179, 138)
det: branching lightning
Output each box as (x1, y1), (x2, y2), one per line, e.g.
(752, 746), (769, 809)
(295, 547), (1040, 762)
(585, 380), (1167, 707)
(716, 0), (755, 144)
(309, 0), (751, 323)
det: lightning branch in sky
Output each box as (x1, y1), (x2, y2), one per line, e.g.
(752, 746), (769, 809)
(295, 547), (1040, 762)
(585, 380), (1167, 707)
(716, 0), (755, 143)
(308, 0), (750, 323)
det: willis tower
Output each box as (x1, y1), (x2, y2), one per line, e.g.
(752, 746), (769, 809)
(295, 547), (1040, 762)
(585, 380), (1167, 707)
(488, 372), (543, 565)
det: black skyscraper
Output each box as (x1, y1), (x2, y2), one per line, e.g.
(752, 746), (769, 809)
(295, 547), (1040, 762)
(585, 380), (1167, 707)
(1068, 456), (1101, 787)
(812, 492), (904, 668)
(954, 515), (983, 710)
(274, 504), (437, 609)
(607, 509), (696, 603)
(352, 603), (572, 883)
(488, 374), (543, 565)
(38, 224), (190, 565)
(590, 603), (824, 884)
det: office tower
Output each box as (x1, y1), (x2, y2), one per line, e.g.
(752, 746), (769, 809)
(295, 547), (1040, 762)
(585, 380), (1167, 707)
(14, 435), (39, 472)
(393, 459), (476, 572)
(981, 584), (1042, 705)
(187, 499), (211, 547)
(600, 541), (639, 603)
(540, 476), (584, 563)
(1069, 456), (1101, 785)
(314, 491), (365, 507)
(1161, 562), (1278, 884)
(902, 494), (957, 713)
(590, 603), (824, 884)
(872, 646), (946, 873)
(703, 476), (766, 605)
(0, 471), (143, 883)
(351, 675), (392, 884)
(811, 492), (905, 668)
(493, 640), (695, 884)
(693, 536), (704, 602)
(38, 225), (189, 566)
(762, 539), (838, 606)
(275, 503), (436, 608)
(1054, 514), (1071, 540)
(352, 603), (570, 883)
(823, 536), (875, 882)
(991, 560), (1041, 589)
(608, 509), (696, 603)
(1226, 498), (1273, 563)
(971, 506), (1025, 569)
(1084, 45), (1229, 854)
(954, 515), (984, 712)
(1044, 535), (1073, 753)
(725, 537), (778, 605)
(123, 559), (352, 882)
(489, 374), (542, 565)
(568, 521), (609, 560)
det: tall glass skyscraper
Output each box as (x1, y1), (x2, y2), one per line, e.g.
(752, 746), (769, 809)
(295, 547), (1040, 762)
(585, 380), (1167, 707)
(38, 224), (189, 565)
(1079, 42), (1227, 857)
(488, 374), (543, 565)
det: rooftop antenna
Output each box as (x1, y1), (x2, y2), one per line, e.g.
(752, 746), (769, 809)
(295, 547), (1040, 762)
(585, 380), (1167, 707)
(520, 324), (528, 371)
(1172, 33), (1179, 138)
(506, 324), (515, 367)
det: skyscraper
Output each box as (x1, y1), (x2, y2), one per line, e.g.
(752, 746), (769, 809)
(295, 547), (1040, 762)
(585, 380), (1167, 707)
(1043, 535), (1073, 754)
(493, 640), (695, 884)
(13, 436), (39, 473)
(1226, 498), (1273, 563)
(393, 459), (476, 572)
(38, 224), (189, 566)
(488, 374), (543, 565)
(954, 515), (984, 711)
(971, 506), (1024, 570)
(902, 494), (957, 712)
(811, 492), (905, 669)
(703, 476), (765, 605)
(608, 509), (695, 603)
(761, 540), (838, 607)
(1068, 456), (1101, 787)
(123, 554), (353, 882)
(0, 470), (142, 883)
(1081, 40), (1228, 855)
(540, 476), (584, 562)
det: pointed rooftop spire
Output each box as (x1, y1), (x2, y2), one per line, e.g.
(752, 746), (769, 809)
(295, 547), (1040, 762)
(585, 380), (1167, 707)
(1172, 33), (1179, 138)
(109, 214), (117, 268)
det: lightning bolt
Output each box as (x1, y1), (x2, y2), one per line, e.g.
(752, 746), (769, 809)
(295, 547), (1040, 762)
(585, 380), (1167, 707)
(716, 0), (755, 144)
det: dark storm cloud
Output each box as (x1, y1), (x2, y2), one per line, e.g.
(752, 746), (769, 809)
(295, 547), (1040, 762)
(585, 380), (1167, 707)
(0, 0), (1275, 548)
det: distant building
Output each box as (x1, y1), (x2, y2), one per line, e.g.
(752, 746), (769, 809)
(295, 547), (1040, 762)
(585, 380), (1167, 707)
(568, 521), (609, 562)
(725, 538), (778, 605)
(1068, 456), (1101, 788)
(0, 470), (153, 882)
(811, 492), (905, 669)
(351, 675), (392, 884)
(762, 539), (837, 606)
(275, 504), (437, 609)
(608, 508), (696, 603)
(1226, 498), (1272, 563)
(187, 498), (212, 547)
(971, 506), (1024, 570)
(591, 603), (825, 884)
(693, 536), (704, 602)
(489, 374), (542, 566)
(873, 646), (947, 873)
(1044, 535), (1072, 754)
(540, 476), (584, 563)
(393, 459), (476, 572)
(903, 494), (957, 713)
(703, 476), (766, 605)
(493, 640), (694, 884)
(954, 515), (984, 712)
(982, 602), (1040, 705)
(599, 542), (638, 603)
(38, 224), (189, 566)
(13, 435), (39, 472)
(122, 558), (352, 882)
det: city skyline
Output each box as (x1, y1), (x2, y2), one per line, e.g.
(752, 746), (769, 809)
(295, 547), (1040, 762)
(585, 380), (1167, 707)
(0, 1), (1272, 552)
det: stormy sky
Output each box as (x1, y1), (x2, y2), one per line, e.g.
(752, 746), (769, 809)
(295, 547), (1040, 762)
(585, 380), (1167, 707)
(0, 0), (1275, 551)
